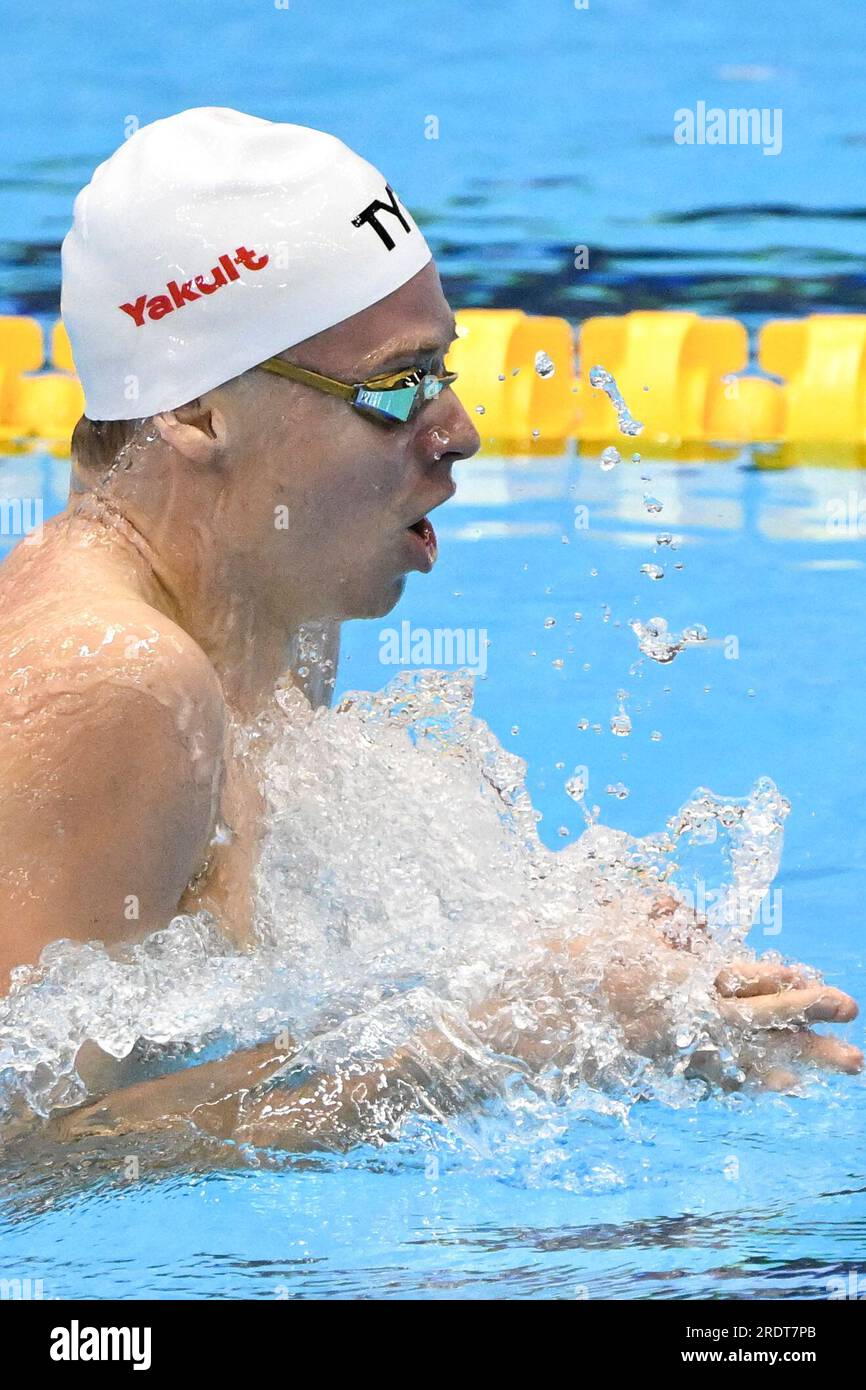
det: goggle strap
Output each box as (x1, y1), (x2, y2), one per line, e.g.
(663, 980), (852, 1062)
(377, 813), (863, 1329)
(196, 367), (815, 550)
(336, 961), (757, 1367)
(258, 358), (355, 403)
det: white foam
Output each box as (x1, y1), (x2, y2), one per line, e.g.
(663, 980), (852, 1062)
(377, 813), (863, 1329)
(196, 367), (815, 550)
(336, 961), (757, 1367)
(0, 670), (790, 1127)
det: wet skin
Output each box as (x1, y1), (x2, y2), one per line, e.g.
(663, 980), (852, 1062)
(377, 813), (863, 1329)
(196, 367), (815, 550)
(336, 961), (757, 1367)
(0, 261), (478, 994)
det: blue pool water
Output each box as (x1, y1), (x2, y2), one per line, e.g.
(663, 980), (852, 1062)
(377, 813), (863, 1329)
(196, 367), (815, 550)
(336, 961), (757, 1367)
(1, 0), (865, 1300)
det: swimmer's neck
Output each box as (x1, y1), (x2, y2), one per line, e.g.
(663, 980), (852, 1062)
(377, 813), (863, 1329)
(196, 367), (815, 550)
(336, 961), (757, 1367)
(65, 491), (338, 719)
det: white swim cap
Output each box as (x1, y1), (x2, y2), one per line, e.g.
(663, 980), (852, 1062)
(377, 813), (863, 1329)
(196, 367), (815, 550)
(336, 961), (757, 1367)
(61, 107), (433, 421)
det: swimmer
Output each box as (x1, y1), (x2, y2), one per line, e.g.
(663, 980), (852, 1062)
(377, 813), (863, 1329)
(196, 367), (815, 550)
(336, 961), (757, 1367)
(0, 109), (859, 1148)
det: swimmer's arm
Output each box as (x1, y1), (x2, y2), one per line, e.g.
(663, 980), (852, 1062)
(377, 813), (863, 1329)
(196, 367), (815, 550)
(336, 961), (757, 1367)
(49, 999), (512, 1147)
(230, 960), (863, 1149)
(48, 956), (861, 1149)
(49, 1037), (300, 1142)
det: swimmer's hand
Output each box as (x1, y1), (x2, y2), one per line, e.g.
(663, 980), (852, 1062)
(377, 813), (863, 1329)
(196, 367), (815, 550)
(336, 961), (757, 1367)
(710, 959), (862, 1088)
(573, 902), (862, 1088)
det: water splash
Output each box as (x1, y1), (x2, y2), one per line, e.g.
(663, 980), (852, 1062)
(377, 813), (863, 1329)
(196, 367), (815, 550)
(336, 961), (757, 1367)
(588, 366), (643, 436)
(630, 616), (709, 664)
(0, 673), (795, 1136)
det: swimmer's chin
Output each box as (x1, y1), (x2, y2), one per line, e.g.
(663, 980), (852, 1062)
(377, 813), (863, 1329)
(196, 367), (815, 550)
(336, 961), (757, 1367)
(347, 575), (408, 621)
(316, 566), (413, 622)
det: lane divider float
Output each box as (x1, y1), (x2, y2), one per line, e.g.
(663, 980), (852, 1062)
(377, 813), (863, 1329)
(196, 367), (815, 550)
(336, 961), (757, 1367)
(0, 310), (865, 448)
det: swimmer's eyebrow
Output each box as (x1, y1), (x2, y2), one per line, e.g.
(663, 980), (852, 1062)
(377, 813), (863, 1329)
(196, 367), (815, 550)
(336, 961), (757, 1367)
(361, 318), (459, 374)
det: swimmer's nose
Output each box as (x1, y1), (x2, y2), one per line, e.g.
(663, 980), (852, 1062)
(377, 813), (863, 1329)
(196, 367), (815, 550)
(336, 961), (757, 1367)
(416, 391), (481, 466)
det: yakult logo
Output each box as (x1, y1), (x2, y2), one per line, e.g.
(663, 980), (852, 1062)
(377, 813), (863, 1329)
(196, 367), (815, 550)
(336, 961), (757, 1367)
(119, 246), (269, 326)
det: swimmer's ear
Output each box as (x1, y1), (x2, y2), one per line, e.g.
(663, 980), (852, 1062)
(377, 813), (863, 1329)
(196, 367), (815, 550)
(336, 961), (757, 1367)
(152, 398), (229, 463)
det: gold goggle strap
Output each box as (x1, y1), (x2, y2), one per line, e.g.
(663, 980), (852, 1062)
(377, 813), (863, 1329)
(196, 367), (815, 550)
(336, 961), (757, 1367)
(257, 357), (356, 402)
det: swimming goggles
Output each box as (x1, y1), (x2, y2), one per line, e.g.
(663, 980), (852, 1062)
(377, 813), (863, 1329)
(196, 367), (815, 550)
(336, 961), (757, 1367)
(256, 356), (458, 426)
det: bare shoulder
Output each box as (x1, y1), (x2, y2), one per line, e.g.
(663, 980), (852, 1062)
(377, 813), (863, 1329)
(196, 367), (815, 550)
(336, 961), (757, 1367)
(0, 594), (223, 718)
(0, 597), (228, 981)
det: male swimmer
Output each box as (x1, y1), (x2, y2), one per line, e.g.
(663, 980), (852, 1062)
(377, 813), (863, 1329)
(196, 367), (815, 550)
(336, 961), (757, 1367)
(0, 109), (858, 1150)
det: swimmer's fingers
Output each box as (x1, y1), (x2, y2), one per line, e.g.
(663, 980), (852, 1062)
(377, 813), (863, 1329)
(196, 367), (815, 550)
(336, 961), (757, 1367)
(719, 984), (858, 1029)
(689, 1027), (864, 1092)
(715, 958), (811, 998)
(739, 1030), (864, 1088)
(781, 1031), (864, 1073)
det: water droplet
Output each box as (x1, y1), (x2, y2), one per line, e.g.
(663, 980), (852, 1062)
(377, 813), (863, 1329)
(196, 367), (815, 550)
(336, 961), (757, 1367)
(558, 826), (570, 837)
(510, 725), (520, 735)
(611, 714), (632, 737)
(650, 730), (663, 742)
(534, 350), (556, 378)
(600, 445), (620, 471)
(475, 404), (486, 415)
(565, 770), (587, 800)
(606, 782), (630, 799)
(544, 617), (556, 629)
(643, 495), (663, 514)
(682, 624), (708, 643)
(430, 427), (450, 460)
(577, 718), (589, 731)
(640, 564), (665, 581)
(656, 533), (674, 547)
(588, 365), (643, 436)
(630, 616), (682, 663)
(552, 658), (564, 669)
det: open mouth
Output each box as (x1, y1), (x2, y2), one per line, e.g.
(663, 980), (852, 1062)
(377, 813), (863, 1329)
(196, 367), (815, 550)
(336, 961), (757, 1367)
(407, 516), (438, 568)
